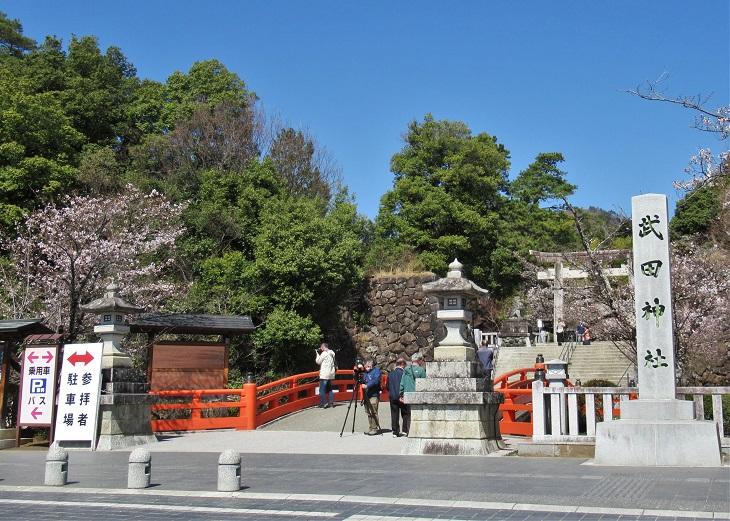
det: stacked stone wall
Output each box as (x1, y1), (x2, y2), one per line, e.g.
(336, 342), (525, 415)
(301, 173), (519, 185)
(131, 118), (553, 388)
(346, 273), (439, 370)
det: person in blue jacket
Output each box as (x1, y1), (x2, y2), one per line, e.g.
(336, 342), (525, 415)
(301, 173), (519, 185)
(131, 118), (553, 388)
(362, 358), (381, 435)
(387, 358), (409, 437)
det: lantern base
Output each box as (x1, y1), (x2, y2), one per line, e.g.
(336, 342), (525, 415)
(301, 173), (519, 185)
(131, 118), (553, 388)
(434, 345), (475, 362)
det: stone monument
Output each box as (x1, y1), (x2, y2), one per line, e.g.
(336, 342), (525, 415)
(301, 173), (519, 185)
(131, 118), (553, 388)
(402, 259), (504, 455)
(80, 283), (157, 450)
(594, 194), (721, 466)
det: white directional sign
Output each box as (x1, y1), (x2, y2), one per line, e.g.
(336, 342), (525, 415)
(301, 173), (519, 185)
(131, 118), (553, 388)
(18, 346), (59, 426)
(54, 343), (103, 448)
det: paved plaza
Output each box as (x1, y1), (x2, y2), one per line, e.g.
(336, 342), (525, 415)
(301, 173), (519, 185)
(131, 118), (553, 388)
(1, 420), (728, 521)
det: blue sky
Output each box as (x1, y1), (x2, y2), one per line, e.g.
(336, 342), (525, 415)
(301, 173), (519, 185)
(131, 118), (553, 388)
(4, 1), (729, 218)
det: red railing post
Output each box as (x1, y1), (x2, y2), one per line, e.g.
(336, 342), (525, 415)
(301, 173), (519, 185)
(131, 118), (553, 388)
(242, 382), (257, 430)
(190, 391), (202, 430)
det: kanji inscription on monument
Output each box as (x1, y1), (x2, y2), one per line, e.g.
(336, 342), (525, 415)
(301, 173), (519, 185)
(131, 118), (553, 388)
(632, 194), (675, 399)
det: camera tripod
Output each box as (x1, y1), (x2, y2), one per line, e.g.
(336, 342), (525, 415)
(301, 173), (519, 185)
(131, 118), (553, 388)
(339, 378), (371, 437)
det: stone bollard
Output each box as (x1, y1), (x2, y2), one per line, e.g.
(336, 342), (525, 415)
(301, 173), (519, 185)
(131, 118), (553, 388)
(127, 448), (151, 489)
(44, 445), (68, 486)
(217, 449), (241, 491)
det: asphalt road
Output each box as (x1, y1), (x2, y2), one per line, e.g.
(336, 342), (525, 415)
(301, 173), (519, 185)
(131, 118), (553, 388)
(1, 448), (728, 520)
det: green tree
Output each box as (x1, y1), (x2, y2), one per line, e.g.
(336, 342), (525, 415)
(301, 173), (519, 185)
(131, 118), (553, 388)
(510, 152), (575, 205)
(0, 84), (84, 227)
(372, 114), (511, 291)
(671, 182), (725, 238)
(0, 11), (36, 56)
(161, 59), (255, 131)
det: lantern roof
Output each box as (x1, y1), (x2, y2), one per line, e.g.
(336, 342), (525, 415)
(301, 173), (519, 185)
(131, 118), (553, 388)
(80, 283), (144, 315)
(421, 258), (489, 297)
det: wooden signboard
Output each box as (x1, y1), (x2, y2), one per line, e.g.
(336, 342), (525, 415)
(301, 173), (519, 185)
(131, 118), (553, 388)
(150, 342), (228, 390)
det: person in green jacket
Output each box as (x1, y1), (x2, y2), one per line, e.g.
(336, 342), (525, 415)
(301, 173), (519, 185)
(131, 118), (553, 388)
(399, 352), (426, 396)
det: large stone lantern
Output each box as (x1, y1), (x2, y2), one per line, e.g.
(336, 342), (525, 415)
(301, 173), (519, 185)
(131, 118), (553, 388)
(423, 259), (487, 360)
(403, 259), (505, 455)
(80, 283), (156, 450)
(80, 283), (144, 369)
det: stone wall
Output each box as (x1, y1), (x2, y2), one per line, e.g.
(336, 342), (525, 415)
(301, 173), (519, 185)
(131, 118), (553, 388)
(346, 273), (440, 369)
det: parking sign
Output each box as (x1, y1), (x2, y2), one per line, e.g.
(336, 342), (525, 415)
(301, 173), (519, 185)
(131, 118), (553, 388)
(18, 346), (59, 426)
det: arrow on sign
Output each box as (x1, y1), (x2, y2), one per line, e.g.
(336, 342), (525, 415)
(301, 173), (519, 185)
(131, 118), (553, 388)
(68, 351), (94, 366)
(30, 407), (42, 420)
(27, 352), (38, 363)
(42, 351), (54, 363)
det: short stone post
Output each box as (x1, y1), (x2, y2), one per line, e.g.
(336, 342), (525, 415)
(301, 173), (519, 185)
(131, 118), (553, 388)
(44, 445), (68, 486)
(127, 448), (151, 489)
(217, 449), (241, 491)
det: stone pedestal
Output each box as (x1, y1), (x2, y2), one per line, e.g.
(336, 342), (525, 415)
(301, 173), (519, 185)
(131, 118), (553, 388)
(96, 367), (157, 451)
(403, 360), (504, 455)
(594, 399), (721, 466)
(594, 194), (721, 467)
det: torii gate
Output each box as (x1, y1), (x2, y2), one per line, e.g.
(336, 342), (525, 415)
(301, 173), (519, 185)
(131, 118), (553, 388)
(529, 249), (631, 338)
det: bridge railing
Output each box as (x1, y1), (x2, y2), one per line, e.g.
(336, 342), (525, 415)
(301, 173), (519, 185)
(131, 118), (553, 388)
(532, 381), (729, 441)
(493, 364), (545, 436)
(150, 369), (389, 432)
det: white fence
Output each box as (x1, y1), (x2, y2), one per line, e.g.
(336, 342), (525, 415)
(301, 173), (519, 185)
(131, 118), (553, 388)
(531, 380), (729, 442)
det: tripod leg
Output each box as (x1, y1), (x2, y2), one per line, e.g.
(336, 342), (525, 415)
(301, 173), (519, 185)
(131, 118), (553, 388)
(351, 381), (360, 434)
(339, 388), (357, 437)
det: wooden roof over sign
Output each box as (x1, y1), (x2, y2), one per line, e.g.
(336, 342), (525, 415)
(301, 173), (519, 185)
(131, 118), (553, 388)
(129, 313), (255, 336)
(0, 319), (53, 340)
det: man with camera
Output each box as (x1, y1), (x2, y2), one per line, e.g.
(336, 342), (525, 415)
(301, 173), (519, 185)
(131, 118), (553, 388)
(361, 358), (381, 435)
(315, 343), (336, 408)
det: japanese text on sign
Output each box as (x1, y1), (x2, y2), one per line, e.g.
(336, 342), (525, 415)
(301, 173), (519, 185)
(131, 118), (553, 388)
(54, 343), (103, 447)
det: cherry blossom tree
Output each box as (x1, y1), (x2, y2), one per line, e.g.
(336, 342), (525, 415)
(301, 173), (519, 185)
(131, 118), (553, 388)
(628, 76), (729, 190)
(0, 186), (187, 339)
(524, 243), (730, 383)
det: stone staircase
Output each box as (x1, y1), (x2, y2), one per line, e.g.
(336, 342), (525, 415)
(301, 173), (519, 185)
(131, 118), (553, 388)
(0, 428), (16, 450)
(494, 341), (634, 385)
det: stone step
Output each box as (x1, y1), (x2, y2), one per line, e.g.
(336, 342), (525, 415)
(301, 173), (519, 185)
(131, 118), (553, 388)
(425, 361), (479, 378)
(404, 391), (503, 405)
(416, 378), (484, 392)
(0, 428), (16, 440)
(0, 439), (16, 450)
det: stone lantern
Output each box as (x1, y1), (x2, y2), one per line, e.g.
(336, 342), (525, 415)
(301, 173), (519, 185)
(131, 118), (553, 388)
(80, 283), (156, 450)
(80, 283), (144, 369)
(545, 359), (568, 386)
(422, 259), (487, 361)
(402, 259), (505, 456)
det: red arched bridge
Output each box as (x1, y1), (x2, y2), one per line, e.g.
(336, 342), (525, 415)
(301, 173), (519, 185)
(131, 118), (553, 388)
(150, 365), (566, 436)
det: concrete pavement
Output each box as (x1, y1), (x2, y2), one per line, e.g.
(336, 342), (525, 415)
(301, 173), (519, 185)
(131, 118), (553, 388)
(1, 405), (728, 520)
(1, 441), (728, 519)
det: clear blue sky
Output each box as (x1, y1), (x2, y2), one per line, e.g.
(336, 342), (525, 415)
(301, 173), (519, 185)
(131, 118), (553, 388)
(4, 1), (729, 218)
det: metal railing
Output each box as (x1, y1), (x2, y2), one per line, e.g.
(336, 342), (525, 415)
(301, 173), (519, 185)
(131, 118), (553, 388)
(558, 339), (577, 365)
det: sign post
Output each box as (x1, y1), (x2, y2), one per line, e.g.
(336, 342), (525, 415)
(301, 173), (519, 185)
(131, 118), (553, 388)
(594, 194), (721, 466)
(54, 343), (103, 450)
(17, 345), (60, 437)
(0, 341), (10, 423)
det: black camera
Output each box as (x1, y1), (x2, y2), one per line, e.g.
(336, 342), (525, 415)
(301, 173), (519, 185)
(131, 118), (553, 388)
(353, 358), (366, 383)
